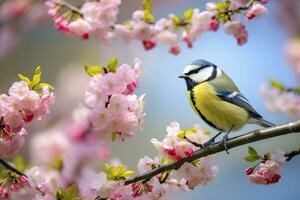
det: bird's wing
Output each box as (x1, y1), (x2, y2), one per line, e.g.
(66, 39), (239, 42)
(215, 89), (262, 118)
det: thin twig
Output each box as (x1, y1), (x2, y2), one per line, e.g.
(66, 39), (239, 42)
(0, 159), (26, 176)
(125, 120), (300, 185)
(285, 149), (300, 161)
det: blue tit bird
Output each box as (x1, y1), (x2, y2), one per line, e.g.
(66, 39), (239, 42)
(179, 59), (274, 153)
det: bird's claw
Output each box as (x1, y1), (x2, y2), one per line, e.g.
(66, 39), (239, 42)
(220, 135), (230, 154)
(203, 138), (215, 147)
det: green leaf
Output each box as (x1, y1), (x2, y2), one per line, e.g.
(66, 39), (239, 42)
(216, 2), (227, 11)
(104, 163), (134, 181)
(160, 156), (172, 165)
(32, 66), (41, 87)
(53, 155), (64, 171)
(171, 15), (181, 25)
(84, 65), (105, 77)
(121, 170), (134, 177)
(144, 11), (155, 23)
(64, 185), (78, 199)
(13, 156), (25, 173)
(36, 83), (55, 90)
(177, 130), (186, 140)
(143, 0), (152, 13)
(244, 154), (260, 162)
(225, 0), (231, 9)
(112, 132), (117, 142)
(18, 73), (31, 85)
(270, 79), (285, 91)
(56, 185), (81, 200)
(248, 146), (258, 156)
(183, 8), (193, 23)
(107, 57), (118, 72)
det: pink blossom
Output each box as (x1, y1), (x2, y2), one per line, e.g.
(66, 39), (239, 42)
(245, 167), (254, 175)
(285, 39), (300, 75)
(114, 24), (134, 43)
(99, 73), (126, 95)
(117, 64), (138, 85)
(44, 1), (57, 17)
(85, 74), (109, 108)
(249, 160), (281, 185)
(24, 167), (62, 197)
(209, 18), (219, 32)
(246, 3), (268, 20)
(224, 21), (248, 45)
(185, 10), (212, 42)
(137, 156), (159, 174)
(68, 19), (92, 39)
(89, 104), (111, 132)
(0, 0), (29, 20)
(30, 128), (71, 166)
(270, 149), (286, 165)
(0, 131), (26, 157)
(169, 44), (180, 55)
(0, 26), (18, 58)
(142, 39), (157, 50)
(260, 83), (300, 116)
(176, 158), (218, 189)
(8, 81), (30, 100)
(108, 94), (130, 116)
(86, 172), (122, 198)
(151, 122), (208, 161)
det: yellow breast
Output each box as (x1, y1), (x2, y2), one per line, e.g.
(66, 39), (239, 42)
(187, 82), (249, 131)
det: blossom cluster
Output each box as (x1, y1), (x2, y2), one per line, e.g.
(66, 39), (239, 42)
(260, 82), (300, 116)
(45, 0), (269, 55)
(244, 147), (285, 185)
(78, 122), (217, 199)
(45, 0), (121, 43)
(83, 58), (145, 142)
(285, 38), (300, 76)
(0, 67), (54, 158)
(0, 0), (49, 58)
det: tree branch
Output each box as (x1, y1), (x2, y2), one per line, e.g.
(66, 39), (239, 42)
(285, 148), (300, 161)
(0, 159), (26, 176)
(125, 120), (300, 185)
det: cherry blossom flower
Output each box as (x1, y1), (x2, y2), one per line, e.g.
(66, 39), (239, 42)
(0, 68), (54, 157)
(45, 0), (269, 54)
(84, 59), (144, 142)
(224, 21), (248, 45)
(285, 39), (300, 76)
(30, 128), (71, 167)
(176, 159), (218, 189)
(249, 160), (281, 185)
(246, 3), (268, 20)
(245, 149), (285, 185)
(260, 83), (300, 116)
(151, 122), (209, 161)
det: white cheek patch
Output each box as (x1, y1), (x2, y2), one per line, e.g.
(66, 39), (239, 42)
(216, 67), (222, 78)
(183, 64), (199, 75)
(189, 67), (214, 83)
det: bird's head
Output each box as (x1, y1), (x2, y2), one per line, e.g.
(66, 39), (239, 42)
(179, 59), (222, 90)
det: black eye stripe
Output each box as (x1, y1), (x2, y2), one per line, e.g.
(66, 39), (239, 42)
(185, 65), (207, 75)
(185, 65), (214, 76)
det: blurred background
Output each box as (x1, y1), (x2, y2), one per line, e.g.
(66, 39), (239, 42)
(1, 0), (300, 199)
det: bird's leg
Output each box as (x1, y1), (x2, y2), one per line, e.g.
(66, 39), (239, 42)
(220, 127), (233, 154)
(203, 132), (223, 147)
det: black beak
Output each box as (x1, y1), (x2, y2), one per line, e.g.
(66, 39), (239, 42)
(178, 75), (186, 79)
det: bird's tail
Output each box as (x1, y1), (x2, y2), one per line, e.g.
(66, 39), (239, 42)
(253, 118), (276, 128)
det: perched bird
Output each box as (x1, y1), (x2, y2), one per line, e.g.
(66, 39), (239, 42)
(179, 59), (274, 153)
